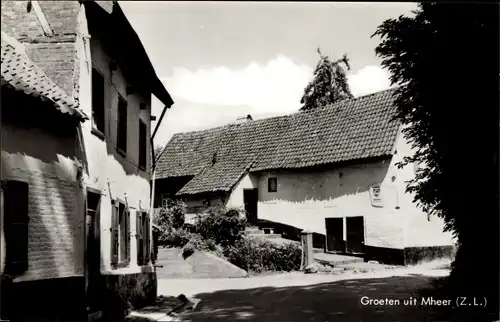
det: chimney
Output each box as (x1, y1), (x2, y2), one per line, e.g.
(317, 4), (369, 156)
(234, 114), (253, 124)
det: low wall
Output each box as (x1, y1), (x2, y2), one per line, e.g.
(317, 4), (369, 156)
(101, 271), (157, 320)
(364, 245), (456, 266)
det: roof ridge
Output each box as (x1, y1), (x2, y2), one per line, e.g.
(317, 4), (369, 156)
(167, 88), (398, 140)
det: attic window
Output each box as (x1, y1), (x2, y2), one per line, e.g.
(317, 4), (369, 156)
(268, 177), (277, 193)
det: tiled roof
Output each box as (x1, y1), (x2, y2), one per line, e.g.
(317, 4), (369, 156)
(1, 37), (87, 119)
(156, 89), (401, 195)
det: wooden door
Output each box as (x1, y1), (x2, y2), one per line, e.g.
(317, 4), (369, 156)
(243, 189), (258, 226)
(325, 218), (345, 252)
(346, 216), (365, 254)
(85, 191), (102, 315)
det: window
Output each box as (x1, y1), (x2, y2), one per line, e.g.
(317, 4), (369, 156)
(161, 193), (171, 208)
(91, 68), (105, 136)
(2, 180), (29, 275)
(268, 177), (277, 193)
(117, 96), (128, 154)
(111, 200), (130, 267)
(139, 120), (147, 170)
(369, 183), (383, 208)
(136, 211), (150, 266)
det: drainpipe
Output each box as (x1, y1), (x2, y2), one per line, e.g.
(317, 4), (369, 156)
(149, 103), (171, 215)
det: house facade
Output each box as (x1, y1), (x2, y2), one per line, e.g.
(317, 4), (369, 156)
(1, 1), (173, 320)
(155, 89), (455, 266)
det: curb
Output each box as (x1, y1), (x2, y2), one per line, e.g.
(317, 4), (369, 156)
(127, 297), (201, 322)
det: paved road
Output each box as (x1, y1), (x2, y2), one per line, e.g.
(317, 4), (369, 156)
(158, 267), (452, 322)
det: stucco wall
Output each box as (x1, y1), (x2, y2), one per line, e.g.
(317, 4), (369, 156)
(226, 173), (259, 209)
(256, 129), (455, 249)
(0, 123), (85, 282)
(76, 6), (154, 275)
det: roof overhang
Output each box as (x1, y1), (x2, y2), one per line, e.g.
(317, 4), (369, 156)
(86, 1), (174, 107)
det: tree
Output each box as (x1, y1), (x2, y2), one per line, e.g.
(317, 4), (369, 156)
(299, 48), (353, 111)
(373, 3), (498, 320)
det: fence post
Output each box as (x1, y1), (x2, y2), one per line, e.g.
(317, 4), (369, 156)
(301, 230), (314, 268)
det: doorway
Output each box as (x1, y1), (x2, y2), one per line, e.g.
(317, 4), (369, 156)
(243, 188), (258, 226)
(85, 190), (103, 315)
(325, 218), (345, 253)
(346, 216), (365, 254)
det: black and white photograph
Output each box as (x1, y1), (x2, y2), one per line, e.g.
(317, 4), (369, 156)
(0, 1), (498, 321)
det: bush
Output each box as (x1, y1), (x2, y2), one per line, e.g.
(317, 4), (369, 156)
(197, 207), (247, 247)
(154, 198), (186, 233)
(161, 229), (192, 248)
(224, 237), (302, 273)
(182, 233), (225, 259)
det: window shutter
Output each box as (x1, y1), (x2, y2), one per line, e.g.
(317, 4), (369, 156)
(144, 214), (150, 264)
(136, 212), (143, 265)
(110, 202), (119, 265)
(4, 181), (29, 275)
(125, 209), (131, 264)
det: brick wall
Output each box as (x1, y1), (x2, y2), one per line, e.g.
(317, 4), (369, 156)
(26, 43), (78, 96)
(1, 1), (81, 96)
(1, 1), (46, 40)
(1, 122), (85, 282)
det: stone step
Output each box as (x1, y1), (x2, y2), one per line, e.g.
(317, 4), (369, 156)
(245, 226), (262, 232)
(247, 233), (282, 239)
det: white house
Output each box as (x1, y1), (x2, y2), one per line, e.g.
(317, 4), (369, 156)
(155, 89), (455, 266)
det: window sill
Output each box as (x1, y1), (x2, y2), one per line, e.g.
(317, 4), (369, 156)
(91, 127), (105, 140)
(117, 148), (127, 158)
(112, 261), (129, 269)
(138, 165), (147, 172)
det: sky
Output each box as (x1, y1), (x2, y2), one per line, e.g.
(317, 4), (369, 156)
(119, 1), (417, 148)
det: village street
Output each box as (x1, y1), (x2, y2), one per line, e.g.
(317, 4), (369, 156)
(131, 264), (452, 322)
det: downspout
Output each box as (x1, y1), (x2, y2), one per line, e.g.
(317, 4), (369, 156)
(150, 103), (171, 213)
(149, 103), (171, 266)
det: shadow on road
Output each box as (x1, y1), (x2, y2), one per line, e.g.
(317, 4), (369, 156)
(178, 274), (456, 322)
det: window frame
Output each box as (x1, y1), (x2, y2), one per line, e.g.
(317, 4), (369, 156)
(138, 119), (147, 170)
(2, 180), (30, 275)
(268, 177), (278, 193)
(111, 199), (130, 268)
(117, 95), (128, 156)
(136, 211), (150, 266)
(91, 67), (106, 139)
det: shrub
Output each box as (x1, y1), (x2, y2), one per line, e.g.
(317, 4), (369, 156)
(224, 237), (302, 273)
(154, 198), (186, 233)
(182, 233), (225, 259)
(161, 229), (192, 248)
(197, 207), (247, 247)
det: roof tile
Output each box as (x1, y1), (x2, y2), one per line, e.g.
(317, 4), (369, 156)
(1, 37), (87, 120)
(156, 89), (400, 195)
